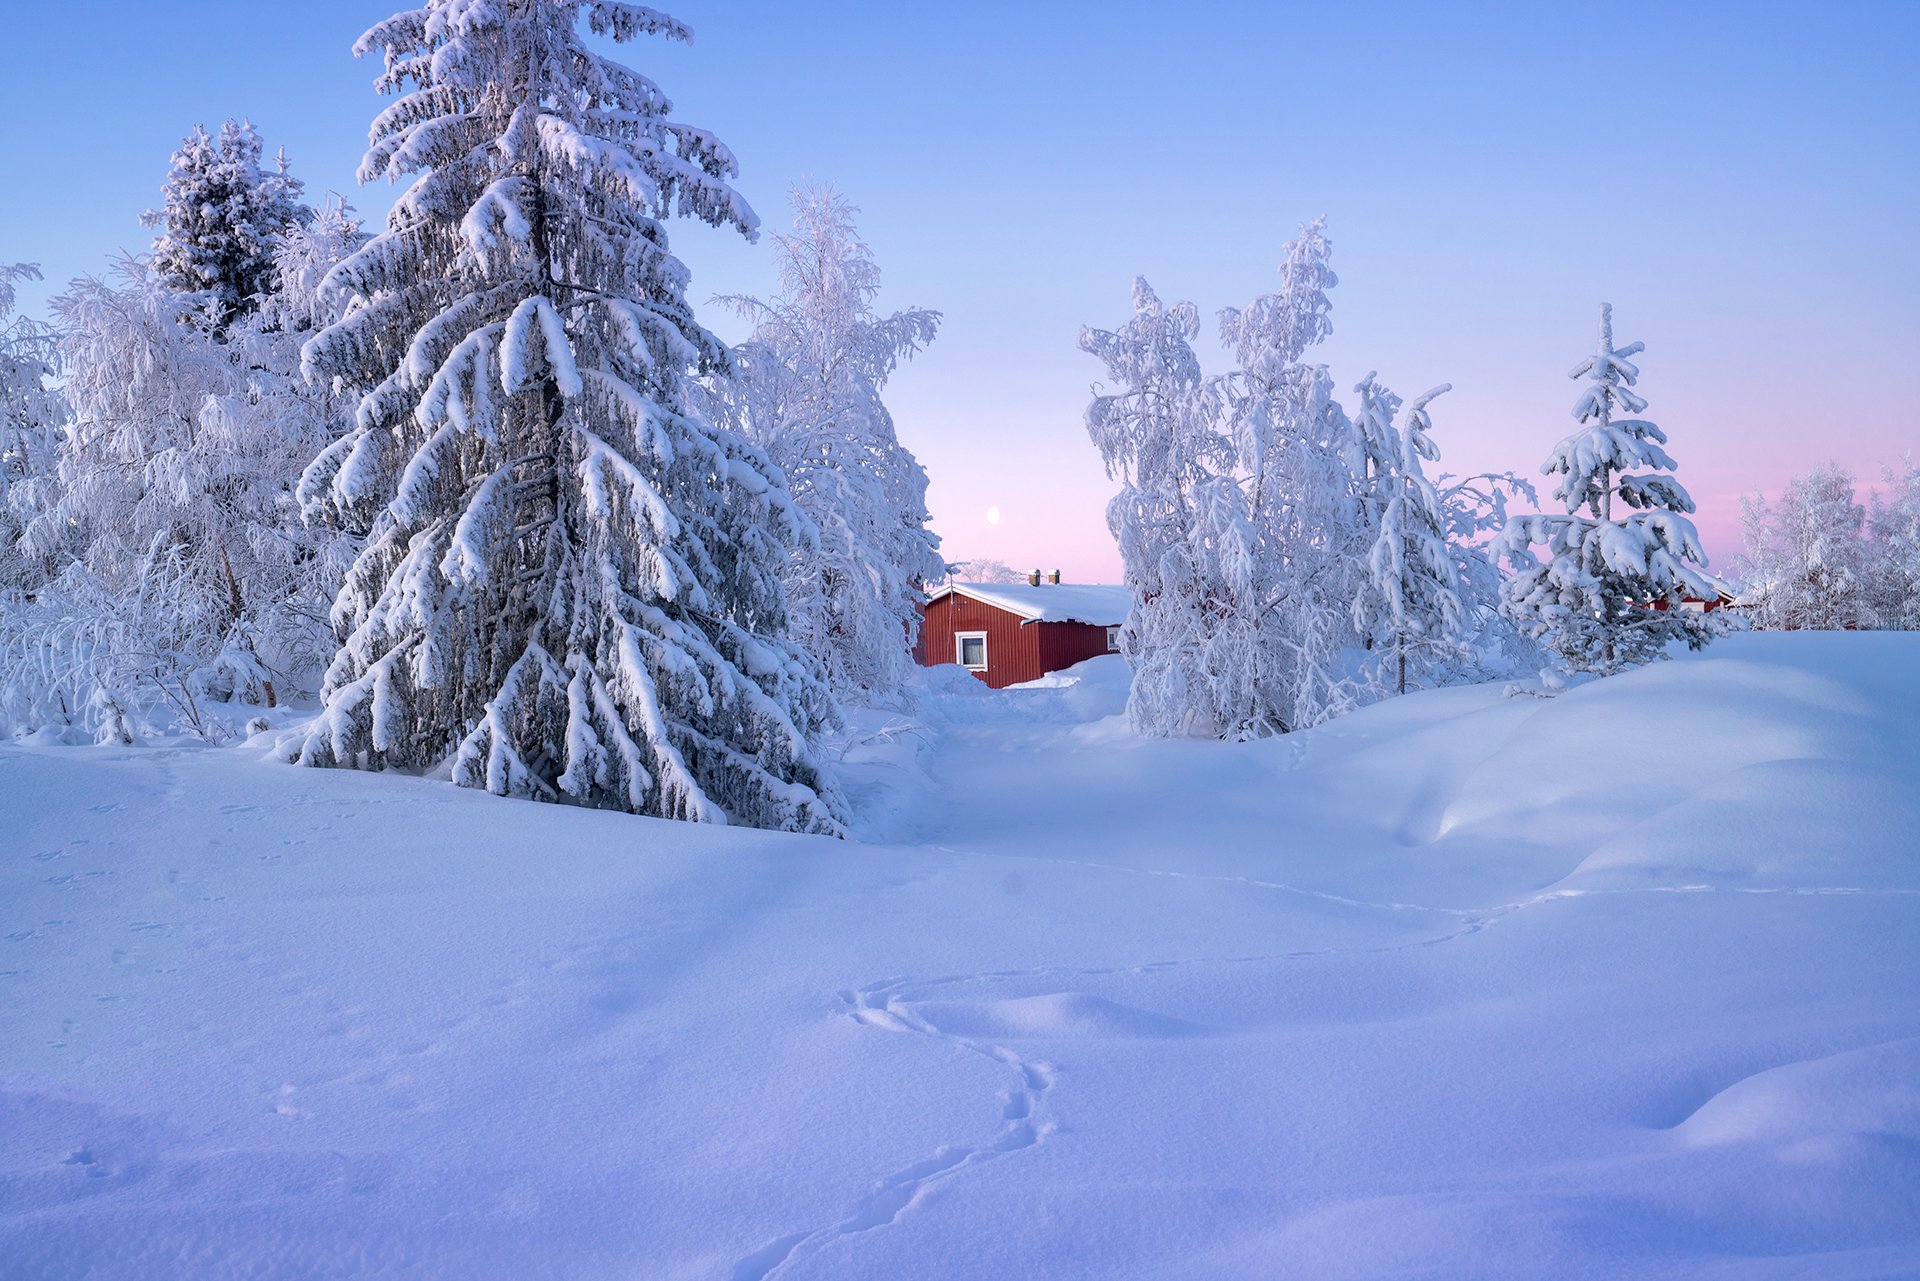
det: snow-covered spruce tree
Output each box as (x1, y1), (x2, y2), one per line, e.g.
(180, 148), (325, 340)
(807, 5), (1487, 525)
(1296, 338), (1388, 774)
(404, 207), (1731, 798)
(1738, 462), (1875, 630)
(1349, 376), (1466, 696)
(294, 1), (843, 832)
(1867, 456), (1920, 630)
(1082, 278), (1249, 737)
(702, 185), (943, 707)
(1216, 217), (1364, 733)
(1499, 304), (1722, 676)
(143, 120), (310, 333)
(0, 263), (65, 593)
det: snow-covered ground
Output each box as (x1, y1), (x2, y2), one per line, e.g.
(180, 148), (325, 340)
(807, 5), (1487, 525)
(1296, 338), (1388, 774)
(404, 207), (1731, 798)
(4, 633), (1918, 1279)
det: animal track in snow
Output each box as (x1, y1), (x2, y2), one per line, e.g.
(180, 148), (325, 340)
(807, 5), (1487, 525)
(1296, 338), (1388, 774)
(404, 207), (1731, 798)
(728, 898), (1567, 1280)
(730, 978), (1060, 1281)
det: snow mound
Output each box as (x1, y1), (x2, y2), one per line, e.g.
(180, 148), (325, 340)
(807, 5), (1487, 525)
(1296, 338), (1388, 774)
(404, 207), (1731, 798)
(1675, 1037), (1920, 1152)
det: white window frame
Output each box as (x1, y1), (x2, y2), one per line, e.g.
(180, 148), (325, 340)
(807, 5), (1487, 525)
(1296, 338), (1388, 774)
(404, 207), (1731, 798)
(1105, 626), (1122, 652)
(955, 631), (989, 671)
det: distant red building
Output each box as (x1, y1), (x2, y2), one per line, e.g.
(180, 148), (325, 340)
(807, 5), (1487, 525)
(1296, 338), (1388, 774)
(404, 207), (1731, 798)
(917, 581), (1130, 689)
(1648, 584), (1738, 613)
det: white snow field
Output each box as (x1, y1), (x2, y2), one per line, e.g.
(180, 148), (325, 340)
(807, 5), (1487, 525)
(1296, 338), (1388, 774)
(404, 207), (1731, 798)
(3, 632), (1918, 1280)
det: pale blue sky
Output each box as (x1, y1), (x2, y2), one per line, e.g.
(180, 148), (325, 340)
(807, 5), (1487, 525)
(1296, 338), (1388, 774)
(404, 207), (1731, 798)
(3, 1), (1915, 577)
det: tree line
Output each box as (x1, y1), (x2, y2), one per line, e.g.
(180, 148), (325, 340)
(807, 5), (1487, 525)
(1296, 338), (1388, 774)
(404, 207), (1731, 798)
(1737, 460), (1920, 631)
(1078, 235), (1727, 737)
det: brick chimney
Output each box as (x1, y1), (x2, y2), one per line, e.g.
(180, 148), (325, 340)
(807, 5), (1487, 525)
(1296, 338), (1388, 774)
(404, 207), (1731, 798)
(1048, 569), (1061, 585)
(1027, 569), (1041, 586)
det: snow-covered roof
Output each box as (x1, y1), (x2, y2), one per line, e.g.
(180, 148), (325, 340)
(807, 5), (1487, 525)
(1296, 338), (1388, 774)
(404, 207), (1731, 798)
(927, 581), (1131, 626)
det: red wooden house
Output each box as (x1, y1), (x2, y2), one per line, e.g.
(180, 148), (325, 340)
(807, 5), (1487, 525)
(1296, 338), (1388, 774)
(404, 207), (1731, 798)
(1648, 581), (1738, 613)
(917, 580), (1130, 689)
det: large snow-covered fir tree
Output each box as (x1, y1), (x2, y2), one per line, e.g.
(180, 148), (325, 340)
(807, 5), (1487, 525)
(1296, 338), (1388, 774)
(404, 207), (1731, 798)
(293, 0), (843, 832)
(143, 120), (310, 333)
(1738, 462), (1876, 631)
(703, 185), (943, 707)
(1499, 304), (1722, 676)
(1349, 376), (1466, 696)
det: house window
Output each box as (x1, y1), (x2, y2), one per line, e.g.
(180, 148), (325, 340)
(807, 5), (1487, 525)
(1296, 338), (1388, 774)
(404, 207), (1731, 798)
(1106, 626), (1121, 652)
(956, 632), (988, 670)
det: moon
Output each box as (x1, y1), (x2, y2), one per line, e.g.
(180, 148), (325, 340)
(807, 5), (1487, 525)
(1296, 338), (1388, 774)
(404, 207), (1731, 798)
(986, 506), (1001, 525)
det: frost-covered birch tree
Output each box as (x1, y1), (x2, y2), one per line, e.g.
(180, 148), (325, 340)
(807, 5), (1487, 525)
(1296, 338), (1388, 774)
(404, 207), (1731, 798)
(946, 557), (1022, 585)
(2, 196), (365, 742)
(144, 120), (310, 333)
(1082, 278), (1246, 737)
(0, 263), (64, 592)
(1086, 220), (1403, 737)
(703, 185), (943, 706)
(1738, 462), (1875, 630)
(292, 0), (843, 833)
(1867, 456), (1920, 630)
(1350, 377), (1465, 695)
(1499, 304), (1722, 676)
(1217, 217), (1363, 732)
(6, 222), (355, 722)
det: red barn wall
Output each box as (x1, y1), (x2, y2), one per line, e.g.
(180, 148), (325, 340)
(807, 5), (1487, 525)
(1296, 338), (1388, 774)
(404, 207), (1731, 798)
(917, 595), (1116, 689)
(1039, 621), (1115, 676)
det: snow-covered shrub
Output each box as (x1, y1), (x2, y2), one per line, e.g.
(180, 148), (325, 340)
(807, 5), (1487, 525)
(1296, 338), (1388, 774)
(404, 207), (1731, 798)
(290, 0), (843, 833)
(703, 185), (944, 708)
(0, 557), (247, 745)
(1499, 304), (1723, 677)
(43, 254), (352, 672)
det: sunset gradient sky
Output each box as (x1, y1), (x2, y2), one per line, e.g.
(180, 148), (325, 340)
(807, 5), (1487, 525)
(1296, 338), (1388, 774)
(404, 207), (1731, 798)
(3, 1), (1914, 581)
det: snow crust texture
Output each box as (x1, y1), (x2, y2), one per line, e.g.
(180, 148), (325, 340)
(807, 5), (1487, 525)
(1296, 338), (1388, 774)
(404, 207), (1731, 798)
(3, 633), (1918, 1279)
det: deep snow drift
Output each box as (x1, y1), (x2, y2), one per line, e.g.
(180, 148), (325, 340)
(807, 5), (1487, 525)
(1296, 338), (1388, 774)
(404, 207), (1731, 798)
(3, 633), (1918, 1279)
